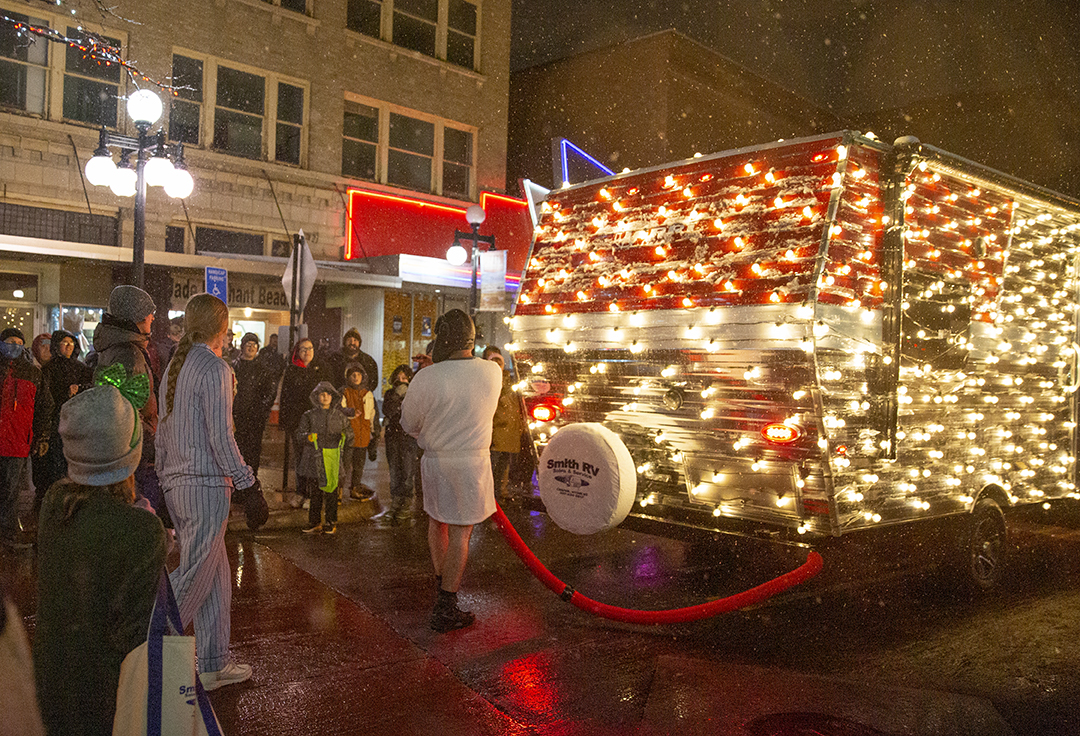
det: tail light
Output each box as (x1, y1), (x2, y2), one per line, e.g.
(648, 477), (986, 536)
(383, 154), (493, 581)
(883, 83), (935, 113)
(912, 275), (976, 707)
(530, 403), (560, 422)
(762, 422), (801, 444)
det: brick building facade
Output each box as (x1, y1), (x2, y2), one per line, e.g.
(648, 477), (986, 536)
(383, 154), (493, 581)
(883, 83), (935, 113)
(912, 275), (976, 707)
(0, 0), (513, 388)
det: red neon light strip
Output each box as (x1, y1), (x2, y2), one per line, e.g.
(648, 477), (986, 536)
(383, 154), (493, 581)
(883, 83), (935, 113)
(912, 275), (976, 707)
(346, 188), (528, 261)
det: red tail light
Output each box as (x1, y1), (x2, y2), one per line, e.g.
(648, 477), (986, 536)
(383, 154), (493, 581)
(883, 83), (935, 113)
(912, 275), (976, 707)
(762, 423), (801, 444)
(531, 404), (559, 422)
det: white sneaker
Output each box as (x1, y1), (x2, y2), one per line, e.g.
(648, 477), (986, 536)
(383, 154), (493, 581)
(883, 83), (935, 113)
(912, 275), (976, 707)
(199, 661), (252, 691)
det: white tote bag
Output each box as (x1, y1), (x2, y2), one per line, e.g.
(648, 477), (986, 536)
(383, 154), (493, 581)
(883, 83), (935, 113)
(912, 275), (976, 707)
(113, 571), (223, 736)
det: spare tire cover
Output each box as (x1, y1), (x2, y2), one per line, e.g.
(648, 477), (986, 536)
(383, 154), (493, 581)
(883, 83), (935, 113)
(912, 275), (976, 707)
(538, 423), (637, 535)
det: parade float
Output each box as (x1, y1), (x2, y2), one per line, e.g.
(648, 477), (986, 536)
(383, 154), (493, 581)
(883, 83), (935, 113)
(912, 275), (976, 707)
(508, 131), (1080, 595)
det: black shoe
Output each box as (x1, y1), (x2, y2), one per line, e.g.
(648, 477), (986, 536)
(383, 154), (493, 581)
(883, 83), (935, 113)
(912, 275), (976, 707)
(431, 605), (475, 633)
(430, 590), (475, 633)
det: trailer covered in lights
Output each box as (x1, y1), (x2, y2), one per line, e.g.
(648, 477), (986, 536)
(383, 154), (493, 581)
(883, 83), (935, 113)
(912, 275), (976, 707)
(509, 131), (1080, 584)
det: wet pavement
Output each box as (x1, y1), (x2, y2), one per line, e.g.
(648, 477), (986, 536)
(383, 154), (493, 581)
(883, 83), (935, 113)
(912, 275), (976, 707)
(8, 426), (1080, 733)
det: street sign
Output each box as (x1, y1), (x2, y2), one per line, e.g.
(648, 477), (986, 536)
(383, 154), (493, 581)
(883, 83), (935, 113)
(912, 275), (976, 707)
(281, 229), (317, 314)
(205, 266), (228, 302)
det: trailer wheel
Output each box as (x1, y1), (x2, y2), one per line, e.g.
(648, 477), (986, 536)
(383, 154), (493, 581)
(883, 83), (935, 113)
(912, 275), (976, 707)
(960, 497), (1007, 591)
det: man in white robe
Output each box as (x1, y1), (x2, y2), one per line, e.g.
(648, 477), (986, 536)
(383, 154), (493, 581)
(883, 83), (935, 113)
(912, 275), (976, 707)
(401, 309), (501, 632)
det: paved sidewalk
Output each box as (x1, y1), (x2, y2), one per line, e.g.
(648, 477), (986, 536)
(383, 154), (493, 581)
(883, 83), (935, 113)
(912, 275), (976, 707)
(210, 539), (526, 736)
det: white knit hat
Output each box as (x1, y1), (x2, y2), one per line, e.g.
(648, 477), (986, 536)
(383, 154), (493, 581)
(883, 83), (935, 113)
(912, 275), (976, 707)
(59, 384), (142, 486)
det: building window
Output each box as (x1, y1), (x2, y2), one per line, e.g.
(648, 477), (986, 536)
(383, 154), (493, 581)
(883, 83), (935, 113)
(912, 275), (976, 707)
(214, 65), (264, 159)
(0, 11), (49, 115)
(0, 201), (117, 246)
(392, 0), (437, 57)
(271, 238), (291, 257)
(63, 27), (121, 127)
(342, 97), (475, 198)
(170, 53), (306, 165)
(165, 225), (185, 254)
(342, 101), (378, 180)
(195, 226), (264, 256)
(346, 0), (382, 37)
(388, 112), (434, 192)
(275, 82), (304, 165)
(168, 55), (202, 144)
(345, 0), (479, 70)
(446, 0), (477, 68)
(442, 125), (472, 198)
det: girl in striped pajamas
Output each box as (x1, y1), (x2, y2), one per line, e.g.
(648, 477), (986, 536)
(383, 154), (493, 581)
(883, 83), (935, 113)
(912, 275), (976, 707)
(156, 293), (259, 691)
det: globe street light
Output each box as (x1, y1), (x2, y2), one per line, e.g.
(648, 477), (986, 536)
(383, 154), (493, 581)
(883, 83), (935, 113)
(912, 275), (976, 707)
(446, 204), (495, 315)
(83, 88), (194, 289)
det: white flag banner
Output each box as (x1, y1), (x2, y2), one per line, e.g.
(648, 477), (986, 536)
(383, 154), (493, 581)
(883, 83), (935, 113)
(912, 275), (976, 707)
(478, 249), (507, 312)
(281, 229), (317, 315)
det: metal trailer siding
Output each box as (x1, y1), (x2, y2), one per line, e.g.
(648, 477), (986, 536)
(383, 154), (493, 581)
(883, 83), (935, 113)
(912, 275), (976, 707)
(512, 132), (1080, 540)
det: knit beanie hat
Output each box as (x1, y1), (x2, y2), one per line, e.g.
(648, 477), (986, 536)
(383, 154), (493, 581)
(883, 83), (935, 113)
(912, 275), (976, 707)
(59, 384), (142, 486)
(432, 309), (475, 363)
(240, 332), (260, 348)
(108, 285), (156, 324)
(0, 326), (25, 343)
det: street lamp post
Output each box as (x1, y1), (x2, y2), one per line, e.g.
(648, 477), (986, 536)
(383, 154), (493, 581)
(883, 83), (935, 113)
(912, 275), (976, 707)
(446, 204), (495, 315)
(83, 89), (194, 289)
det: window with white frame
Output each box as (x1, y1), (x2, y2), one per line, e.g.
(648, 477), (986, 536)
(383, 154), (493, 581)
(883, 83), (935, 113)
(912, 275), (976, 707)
(441, 124), (472, 198)
(63, 27), (122, 127)
(346, 0), (381, 37)
(214, 65), (264, 160)
(0, 4), (127, 125)
(168, 55), (202, 144)
(167, 52), (307, 166)
(345, 0), (480, 70)
(0, 10), (49, 115)
(341, 97), (475, 198)
(342, 100), (378, 180)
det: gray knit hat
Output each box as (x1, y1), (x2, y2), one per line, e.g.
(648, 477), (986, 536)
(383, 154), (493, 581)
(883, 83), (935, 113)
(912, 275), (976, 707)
(108, 285), (156, 324)
(59, 384), (142, 486)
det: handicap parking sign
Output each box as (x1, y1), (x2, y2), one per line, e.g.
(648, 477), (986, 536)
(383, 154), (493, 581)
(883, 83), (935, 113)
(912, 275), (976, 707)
(205, 267), (228, 303)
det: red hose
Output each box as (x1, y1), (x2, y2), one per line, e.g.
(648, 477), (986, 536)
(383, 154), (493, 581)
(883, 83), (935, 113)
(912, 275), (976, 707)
(490, 505), (824, 624)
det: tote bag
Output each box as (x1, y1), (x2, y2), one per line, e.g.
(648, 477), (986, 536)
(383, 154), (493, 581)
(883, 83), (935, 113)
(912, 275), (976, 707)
(113, 571), (223, 736)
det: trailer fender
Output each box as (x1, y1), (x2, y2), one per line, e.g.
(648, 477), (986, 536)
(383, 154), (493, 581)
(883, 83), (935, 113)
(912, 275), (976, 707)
(538, 423), (637, 534)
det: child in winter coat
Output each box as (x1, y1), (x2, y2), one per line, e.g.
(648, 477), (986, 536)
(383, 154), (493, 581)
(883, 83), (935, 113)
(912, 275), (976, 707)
(375, 364), (418, 526)
(296, 381), (353, 534)
(340, 364), (377, 501)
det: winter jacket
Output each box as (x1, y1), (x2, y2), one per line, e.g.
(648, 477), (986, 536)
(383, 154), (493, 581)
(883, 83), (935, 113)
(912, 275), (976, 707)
(382, 369), (411, 440)
(41, 330), (93, 428)
(491, 371), (524, 454)
(279, 357), (321, 434)
(232, 355), (279, 427)
(295, 381), (353, 487)
(340, 384), (375, 448)
(34, 481), (166, 736)
(0, 349), (52, 458)
(91, 314), (158, 462)
(321, 344), (379, 393)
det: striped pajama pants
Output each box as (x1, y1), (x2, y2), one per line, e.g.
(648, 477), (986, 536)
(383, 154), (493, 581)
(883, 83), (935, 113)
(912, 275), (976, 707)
(165, 482), (233, 673)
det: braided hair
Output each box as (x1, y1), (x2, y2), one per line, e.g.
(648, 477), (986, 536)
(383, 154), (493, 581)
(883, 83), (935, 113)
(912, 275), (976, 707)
(164, 293), (229, 415)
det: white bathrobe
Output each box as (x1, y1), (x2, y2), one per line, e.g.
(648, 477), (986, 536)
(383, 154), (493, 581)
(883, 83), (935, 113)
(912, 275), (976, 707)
(400, 356), (502, 525)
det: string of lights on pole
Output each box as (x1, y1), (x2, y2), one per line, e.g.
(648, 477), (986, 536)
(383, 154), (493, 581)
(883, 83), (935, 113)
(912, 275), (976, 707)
(83, 89), (194, 289)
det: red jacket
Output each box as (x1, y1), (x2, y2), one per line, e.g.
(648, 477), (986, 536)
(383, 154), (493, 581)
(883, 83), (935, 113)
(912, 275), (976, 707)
(0, 354), (52, 458)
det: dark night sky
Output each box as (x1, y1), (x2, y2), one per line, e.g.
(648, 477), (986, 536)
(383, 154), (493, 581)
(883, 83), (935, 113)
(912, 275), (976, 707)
(509, 0), (1080, 117)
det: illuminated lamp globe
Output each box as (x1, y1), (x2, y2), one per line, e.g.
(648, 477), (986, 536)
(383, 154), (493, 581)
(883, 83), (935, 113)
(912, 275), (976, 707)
(143, 154), (174, 187)
(164, 166), (194, 199)
(109, 163), (137, 197)
(84, 153), (116, 187)
(446, 243), (468, 266)
(126, 89), (162, 125)
(465, 204), (486, 226)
